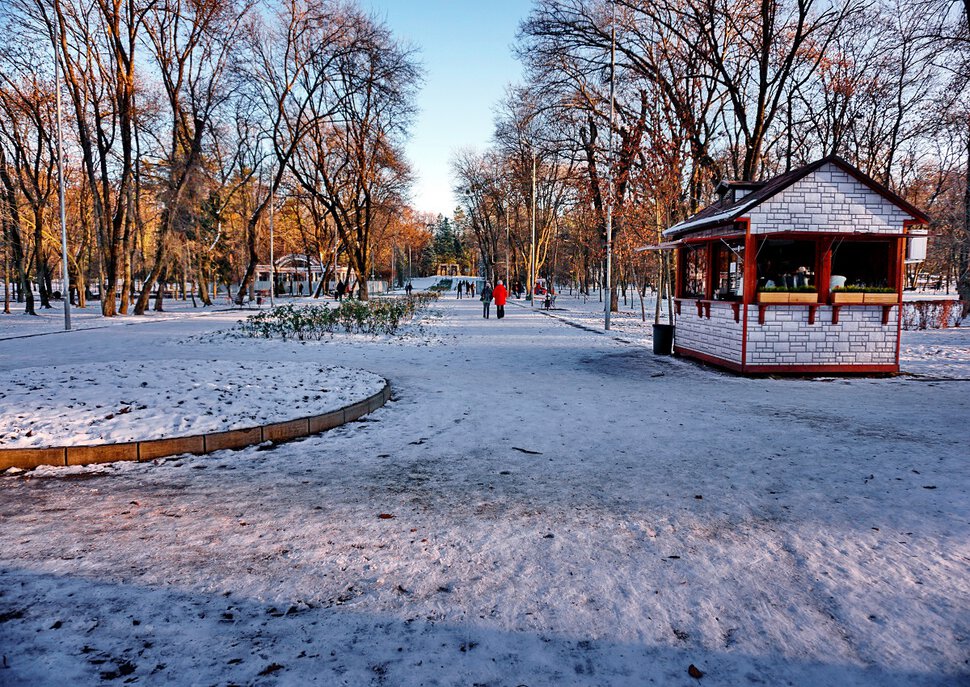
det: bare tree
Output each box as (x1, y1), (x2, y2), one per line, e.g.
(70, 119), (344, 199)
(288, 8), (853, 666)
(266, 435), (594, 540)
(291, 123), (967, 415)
(133, 0), (248, 313)
(288, 5), (419, 300)
(0, 53), (58, 308)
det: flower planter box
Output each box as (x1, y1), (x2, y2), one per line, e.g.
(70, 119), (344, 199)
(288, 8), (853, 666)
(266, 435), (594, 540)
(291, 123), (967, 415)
(788, 292), (819, 304)
(831, 291), (897, 304)
(864, 292), (898, 304)
(831, 291), (865, 304)
(758, 292), (818, 304)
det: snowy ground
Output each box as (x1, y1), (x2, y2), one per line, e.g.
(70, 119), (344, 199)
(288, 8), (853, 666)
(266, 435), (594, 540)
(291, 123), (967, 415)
(0, 361), (384, 448)
(0, 298), (968, 686)
(0, 297), (251, 340)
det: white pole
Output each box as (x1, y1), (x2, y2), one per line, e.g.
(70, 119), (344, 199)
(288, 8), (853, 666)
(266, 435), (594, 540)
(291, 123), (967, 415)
(54, 20), (71, 330)
(505, 207), (510, 285)
(333, 228), (339, 295)
(530, 149), (536, 307)
(269, 172), (275, 307)
(604, 0), (616, 331)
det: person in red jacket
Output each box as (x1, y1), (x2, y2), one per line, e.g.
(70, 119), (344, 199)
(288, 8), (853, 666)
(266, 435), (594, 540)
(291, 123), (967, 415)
(493, 279), (508, 319)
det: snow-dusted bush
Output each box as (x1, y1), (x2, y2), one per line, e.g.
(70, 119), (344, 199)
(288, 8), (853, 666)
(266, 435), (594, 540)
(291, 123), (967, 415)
(238, 296), (432, 340)
(902, 300), (967, 330)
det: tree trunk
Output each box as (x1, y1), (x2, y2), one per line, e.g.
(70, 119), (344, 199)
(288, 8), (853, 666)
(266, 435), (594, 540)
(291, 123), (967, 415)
(32, 209), (51, 308)
(197, 256), (213, 306)
(236, 231), (259, 306)
(0, 157), (34, 315)
(153, 267), (167, 312)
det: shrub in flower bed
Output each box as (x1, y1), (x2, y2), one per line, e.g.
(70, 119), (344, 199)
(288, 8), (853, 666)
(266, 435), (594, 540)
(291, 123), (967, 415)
(902, 299), (968, 330)
(239, 296), (432, 340)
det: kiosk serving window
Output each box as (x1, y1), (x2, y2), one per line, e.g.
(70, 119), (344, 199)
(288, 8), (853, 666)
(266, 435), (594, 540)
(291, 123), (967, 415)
(831, 239), (892, 289)
(756, 239), (816, 290)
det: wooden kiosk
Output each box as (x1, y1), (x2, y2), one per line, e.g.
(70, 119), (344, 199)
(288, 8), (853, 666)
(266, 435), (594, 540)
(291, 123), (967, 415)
(663, 156), (928, 374)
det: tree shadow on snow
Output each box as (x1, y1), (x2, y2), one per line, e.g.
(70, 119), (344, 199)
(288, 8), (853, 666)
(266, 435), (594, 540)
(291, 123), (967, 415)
(0, 567), (964, 687)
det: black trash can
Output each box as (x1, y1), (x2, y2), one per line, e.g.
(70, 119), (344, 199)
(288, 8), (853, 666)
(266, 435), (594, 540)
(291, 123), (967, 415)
(652, 323), (675, 355)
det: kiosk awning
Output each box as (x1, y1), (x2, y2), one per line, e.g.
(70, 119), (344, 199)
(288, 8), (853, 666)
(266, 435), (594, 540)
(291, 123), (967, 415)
(635, 241), (681, 252)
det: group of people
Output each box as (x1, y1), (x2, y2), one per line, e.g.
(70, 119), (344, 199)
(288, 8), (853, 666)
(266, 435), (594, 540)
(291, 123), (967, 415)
(479, 280), (507, 319)
(455, 280), (476, 298)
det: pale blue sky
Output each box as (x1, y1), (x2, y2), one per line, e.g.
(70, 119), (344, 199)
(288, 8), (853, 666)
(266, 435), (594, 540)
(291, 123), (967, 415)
(361, 0), (528, 216)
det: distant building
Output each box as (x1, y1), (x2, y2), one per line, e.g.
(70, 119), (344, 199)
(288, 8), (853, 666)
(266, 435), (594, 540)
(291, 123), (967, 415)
(254, 256), (387, 298)
(255, 254), (329, 296)
(660, 155), (929, 374)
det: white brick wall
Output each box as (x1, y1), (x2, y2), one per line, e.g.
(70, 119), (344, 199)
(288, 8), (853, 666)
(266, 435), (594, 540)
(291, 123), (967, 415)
(747, 163), (910, 235)
(675, 301), (743, 364)
(746, 305), (898, 366)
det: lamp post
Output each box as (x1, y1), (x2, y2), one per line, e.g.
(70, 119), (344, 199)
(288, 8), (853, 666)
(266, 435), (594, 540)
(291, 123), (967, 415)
(54, 20), (71, 330)
(530, 150), (537, 307)
(604, 0), (616, 331)
(505, 203), (510, 285)
(332, 229), (339, 296)
(268, 171), (275, 307)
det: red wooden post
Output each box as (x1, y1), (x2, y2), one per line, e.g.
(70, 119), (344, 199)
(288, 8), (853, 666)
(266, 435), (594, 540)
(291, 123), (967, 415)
(818, 236), (833, 303)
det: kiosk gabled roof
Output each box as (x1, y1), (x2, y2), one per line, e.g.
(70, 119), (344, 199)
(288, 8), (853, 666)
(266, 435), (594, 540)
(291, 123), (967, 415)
(663, 155), (929, 238)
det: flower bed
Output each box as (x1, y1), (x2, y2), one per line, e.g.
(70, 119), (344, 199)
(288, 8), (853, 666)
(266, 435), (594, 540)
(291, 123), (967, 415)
(239, 294), (437, 340)
(902, 299), (969, 330)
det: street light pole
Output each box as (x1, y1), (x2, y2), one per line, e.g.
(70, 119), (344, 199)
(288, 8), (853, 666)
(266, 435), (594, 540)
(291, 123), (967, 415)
(269, 171), (275, 307)
(604, 0), (616, 331)
(505, 206), (510, 285)
(54, 20), (71, 330)
(530, 149), (536, 307)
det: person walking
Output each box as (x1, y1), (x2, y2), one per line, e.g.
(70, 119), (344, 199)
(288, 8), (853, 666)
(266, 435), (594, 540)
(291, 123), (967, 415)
(456, 281), (463, 299)
(493, 279), (508, 319)
(405, 281), (413, 297)
(481, 281), (493, 318)
(335, 279), (346, 301)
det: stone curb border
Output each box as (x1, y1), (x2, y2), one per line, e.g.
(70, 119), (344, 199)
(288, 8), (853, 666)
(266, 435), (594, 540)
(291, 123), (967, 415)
(0, 381), (391, 472)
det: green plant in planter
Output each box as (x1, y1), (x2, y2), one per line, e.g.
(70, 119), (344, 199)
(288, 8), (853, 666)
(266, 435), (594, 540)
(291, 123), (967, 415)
(832, 285), (895, 293)
(758, 285), (817, 293)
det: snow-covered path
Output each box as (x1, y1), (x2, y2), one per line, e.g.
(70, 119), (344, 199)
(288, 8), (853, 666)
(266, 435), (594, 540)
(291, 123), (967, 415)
(0, 300), (968, 686)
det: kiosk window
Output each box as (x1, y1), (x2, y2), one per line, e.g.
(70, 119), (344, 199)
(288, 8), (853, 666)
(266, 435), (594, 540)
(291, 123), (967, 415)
(681, 244), (709, 298)
(757, 239), (816, 290)
(714, 242), (745, 300)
